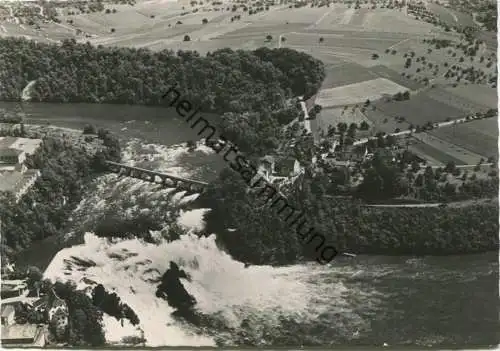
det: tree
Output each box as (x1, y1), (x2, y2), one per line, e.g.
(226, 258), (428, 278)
(327, 125), (336, 136)
(83, 124), (96, 134)
(202, 18), (208, 24)
(266, 34), (273, 41)
(357, 167), (384, 200)
(319, 37), (324, 43)
(110, 28), (115, 33)
(444, 161), (456, 173)
(183, 35), (191, 41)
(337, 122), (347, 133)
(411, 159), (420, 173)
(26, 266), (43, 296)
(359, 121), (369, 130)
(347, 124), (356, 138)
(281, 36), (286, 42)
(372, 53), (379, 60)
(393, 91), (403, 101)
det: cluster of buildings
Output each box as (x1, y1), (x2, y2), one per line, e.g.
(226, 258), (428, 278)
(1, 276), (69, 347)
(258, 155), (303, 183)
(0, 136), (42, 202)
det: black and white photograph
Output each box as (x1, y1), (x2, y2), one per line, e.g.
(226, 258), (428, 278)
(0, 0), (498, 348)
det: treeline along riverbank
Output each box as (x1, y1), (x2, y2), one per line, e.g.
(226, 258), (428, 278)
(0, 37), (498, 267)
(0, 122), (121, 262)
(199, 168), (499, 265)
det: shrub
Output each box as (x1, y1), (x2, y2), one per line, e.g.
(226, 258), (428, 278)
(83, 124), (96, 134)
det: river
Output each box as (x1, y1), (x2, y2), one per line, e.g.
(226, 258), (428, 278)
(2, 101), (499, 347)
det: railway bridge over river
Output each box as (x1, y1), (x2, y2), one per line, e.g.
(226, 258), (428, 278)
(105, 161), (208, 193)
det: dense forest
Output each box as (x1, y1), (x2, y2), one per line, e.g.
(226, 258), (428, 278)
(0, 38), (324, 155)
(0, 38), (323, 109)
(199, 168), (499, 265)
(0, 130), (120, 261)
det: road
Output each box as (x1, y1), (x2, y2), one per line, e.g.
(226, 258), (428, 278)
(364, 203), (443, 208)
(353, 115), (494, 146)
(364, 197), (496, 208)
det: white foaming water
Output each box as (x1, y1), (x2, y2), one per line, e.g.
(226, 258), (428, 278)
(45, 139), (376, 346)
(44, 230), (363, 346)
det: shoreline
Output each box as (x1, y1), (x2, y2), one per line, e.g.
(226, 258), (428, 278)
(1, 120), (497, 267)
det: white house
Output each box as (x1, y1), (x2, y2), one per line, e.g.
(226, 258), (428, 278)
(258, 156), (303, 183)
(0, 137), (42, 202)
(1, 305), (15, 326)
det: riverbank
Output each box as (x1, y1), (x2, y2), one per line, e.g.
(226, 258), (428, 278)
(0, 122), (103, 156)
(0, 119), (121, 265)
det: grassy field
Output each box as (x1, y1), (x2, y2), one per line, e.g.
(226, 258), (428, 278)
(409, 139), (468, 165)
(385, 34), (497, 88)
(252, 6), (329, 25)
(316, 77), (409, 107)
(371, 90), (468, 126)
(412, 132), (486, 165)
(370, 65), (424, 90)
(0, 0), (457, 73)
(430, 118), (498, 159)
(313, 5), (436, 34)
(428, 87), (494, 114)
(316, 106), (373, 134)
(217, 23), (306, 38)
(321, 62), (377, 89)
(363, 105), (409, 134)
(427, 3), (476, 28)
(442, 85), (498, 109)
(284, 31), (402, 51)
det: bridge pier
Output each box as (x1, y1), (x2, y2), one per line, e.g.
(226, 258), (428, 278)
(105, 161), (207, 193)
(161, 176), (175, 187)
(122, 167), (132, 177)
(190, 184), (203, 193)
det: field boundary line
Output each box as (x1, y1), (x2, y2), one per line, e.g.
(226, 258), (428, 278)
(311, 6), (335, 28)
(428, 128), (496, 159)
(285, 44), (375, 52)
(414, 131), (486, 163)
(387, 37), (411, 50)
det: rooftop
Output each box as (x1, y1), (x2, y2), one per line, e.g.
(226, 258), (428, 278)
(0, 170), (40, 193)
(1, 324), (39, 341)
(1, 280), (27, 292)
(0, 148), (23, 158)
(0, 137), (18, 149)
(0, 137), (42, 156)
(0, 172), (23, 192)
(1, 305), (15, 318)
